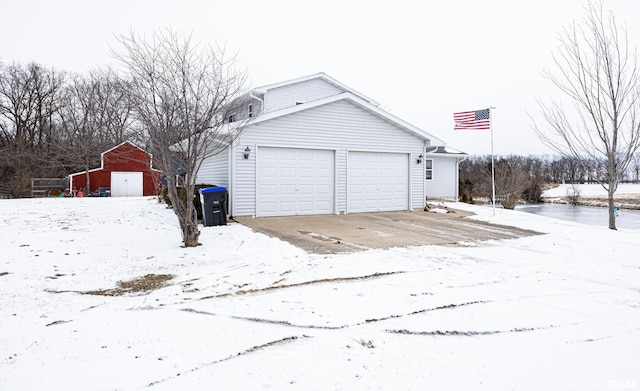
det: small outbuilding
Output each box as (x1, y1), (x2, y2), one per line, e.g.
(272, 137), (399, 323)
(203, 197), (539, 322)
(68, 142), (161, 197)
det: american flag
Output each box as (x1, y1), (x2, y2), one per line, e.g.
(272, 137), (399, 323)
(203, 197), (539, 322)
(453, 108), (491, 130)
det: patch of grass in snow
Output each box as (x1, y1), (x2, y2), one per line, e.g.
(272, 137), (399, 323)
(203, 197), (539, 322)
(386, 326), (544, 336)
(205, 271), (406, 299)
(84, 274), (175, 296)
(0, 272), (8, 277)
(147, 335), (307, 387)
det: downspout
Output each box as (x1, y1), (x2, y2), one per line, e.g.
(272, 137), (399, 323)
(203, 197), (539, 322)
(423, 141), (428, 206)
(228, 145), (234, 219)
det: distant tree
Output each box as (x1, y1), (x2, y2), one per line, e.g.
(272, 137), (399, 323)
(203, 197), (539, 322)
(459, 155), (539, 207)
(113, 29), (248, 247)
(59, 71), (135, 193)
(631, 152), (640, 183)
(0, 62), (65, 197)
(532, 1), (640, 229)
(567, 183), (581, 205)
(59, 72), (108, 192)
(459, 155), (491, 203)
(493, 159), (532, 209)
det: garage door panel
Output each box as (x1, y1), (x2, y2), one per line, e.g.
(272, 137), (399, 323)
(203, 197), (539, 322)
(280, 167), (296, 177)
(316, 184), (332, 195)
(348, 152), (409, 213)
(261, 167), (277, 178)
(260, 202), (277, 214)
(260, 184), (277, 196)
(279, 184), (296, 196)
(298, 184), (315, 195)
(279, 201), (296, 214)
(297, 201), (315, 212)
(298, 167), (314, 178)
(258, 147), (335, 217)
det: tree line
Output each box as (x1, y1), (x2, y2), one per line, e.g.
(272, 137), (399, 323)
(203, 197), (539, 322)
(459, 153), (640, 209)
(0, 62), (136, 197)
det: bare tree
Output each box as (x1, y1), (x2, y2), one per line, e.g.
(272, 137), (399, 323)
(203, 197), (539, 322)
(112, 29), (248, 247)
(59, 71), (135, 193)
(631, 152), (640, 183)
(0, 62), (66, 196)
(59, 72), (108, 192)
(493, 159), (532, 209)
(567, 183), (582, 205)
(459, 155), (533, 207)
(532, 1), (640, 229)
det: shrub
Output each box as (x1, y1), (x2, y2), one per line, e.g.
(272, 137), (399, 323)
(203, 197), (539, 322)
(162, 184), (217, 220)
(522, 180), (542, 203)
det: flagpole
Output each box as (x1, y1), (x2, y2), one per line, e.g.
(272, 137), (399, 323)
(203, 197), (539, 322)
(490, 107), (496, 216)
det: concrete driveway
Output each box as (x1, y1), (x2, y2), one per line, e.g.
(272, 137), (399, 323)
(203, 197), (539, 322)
(234, 209), (541, 254)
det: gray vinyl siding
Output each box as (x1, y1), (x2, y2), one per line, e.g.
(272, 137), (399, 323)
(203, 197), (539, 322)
(232, 100), (427, 216)
(227, 95), (263, 122)
(195, 149), (229, 188)
(425, 157), (458, 199)
(264, 79), (344, 112)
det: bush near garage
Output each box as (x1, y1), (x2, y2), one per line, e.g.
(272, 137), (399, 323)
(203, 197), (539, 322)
(161, 184), (217, 220)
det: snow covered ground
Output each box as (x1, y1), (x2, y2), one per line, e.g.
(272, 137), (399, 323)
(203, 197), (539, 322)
(1, 197), (639, 390)
(543, 183), (640, 199)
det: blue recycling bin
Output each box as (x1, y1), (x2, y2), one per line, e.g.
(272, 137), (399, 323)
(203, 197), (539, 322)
(198, 187), (228, 226)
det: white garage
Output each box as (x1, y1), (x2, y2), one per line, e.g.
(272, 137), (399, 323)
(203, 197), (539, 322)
(197, 73), (459, 218)
(257, 147), (335, 217)
(348, 151), (409, 213)
(110, 172), (143, 197)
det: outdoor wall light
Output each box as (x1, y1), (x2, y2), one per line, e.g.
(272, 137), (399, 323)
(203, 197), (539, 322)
(243, 146), (251, 159)
(417, 154), (424, 164)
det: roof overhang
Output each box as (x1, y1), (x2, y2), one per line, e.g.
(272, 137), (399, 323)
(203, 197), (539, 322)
(424, 145), (468, 157)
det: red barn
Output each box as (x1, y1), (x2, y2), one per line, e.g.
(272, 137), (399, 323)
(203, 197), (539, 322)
(69, 142), (162, 196)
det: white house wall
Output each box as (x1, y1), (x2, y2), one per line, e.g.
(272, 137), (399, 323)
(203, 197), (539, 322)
(264, 78), (344, 112)
(195, 149), (229, 188)
(233, 100), (427, 216)
(426, 157), (458, 199)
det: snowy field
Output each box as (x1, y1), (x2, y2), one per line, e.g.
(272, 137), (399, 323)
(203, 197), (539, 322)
(543, 183), (640, 199)
(1, 197), (639, 390)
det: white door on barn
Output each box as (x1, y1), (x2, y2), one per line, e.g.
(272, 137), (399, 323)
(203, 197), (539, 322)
(348, 151), (409, 213)
(257, 147), (335, 217)
(110, 172), (143, 197)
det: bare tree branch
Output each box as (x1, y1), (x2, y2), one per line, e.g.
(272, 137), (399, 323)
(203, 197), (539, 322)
(531, 1), (640, 229)
(111, 28), (248, 247)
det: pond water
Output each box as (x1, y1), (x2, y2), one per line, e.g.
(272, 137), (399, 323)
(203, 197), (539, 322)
(515, 203), (640, 230)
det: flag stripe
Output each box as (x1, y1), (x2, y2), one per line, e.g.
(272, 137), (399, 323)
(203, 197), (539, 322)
(453, 108), (491, 130)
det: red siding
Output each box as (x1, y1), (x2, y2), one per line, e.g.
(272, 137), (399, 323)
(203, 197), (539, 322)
(69, 142), (162, 196)
(103, 143), (152, 171)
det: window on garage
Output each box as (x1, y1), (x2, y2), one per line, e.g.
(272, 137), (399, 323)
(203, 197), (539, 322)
(425, 159), (433, 180)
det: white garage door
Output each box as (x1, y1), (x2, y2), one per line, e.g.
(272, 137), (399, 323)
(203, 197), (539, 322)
(348, 151), (409, 213)
(110, 172), (143, 197)
(257, 147), (334, 217)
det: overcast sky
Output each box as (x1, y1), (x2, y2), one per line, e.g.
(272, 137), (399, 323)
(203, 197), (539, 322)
(2, 0), (639, 155)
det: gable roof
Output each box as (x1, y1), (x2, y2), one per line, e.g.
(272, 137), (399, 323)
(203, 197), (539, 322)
(425, 145), (467, 156)
(247, 92), (445, 145)
(101, 141), (148, 156)
(251, 72), (380, 106)
(67, 141), (161, 177)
